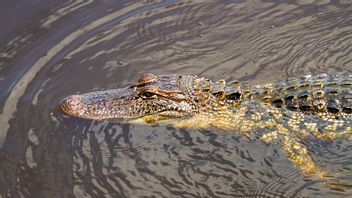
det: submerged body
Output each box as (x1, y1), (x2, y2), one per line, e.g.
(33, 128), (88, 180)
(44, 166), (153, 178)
(61, 73), (352, 177)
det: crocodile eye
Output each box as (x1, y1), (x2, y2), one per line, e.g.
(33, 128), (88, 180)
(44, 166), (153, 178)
(137, 73), (157, 85)
(141, 92), (156, 98)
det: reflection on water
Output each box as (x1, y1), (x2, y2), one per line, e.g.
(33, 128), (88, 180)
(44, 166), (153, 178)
(0, 0), (352, 197)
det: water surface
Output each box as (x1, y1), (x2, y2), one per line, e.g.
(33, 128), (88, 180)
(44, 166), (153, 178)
(1, 0), (352, 197)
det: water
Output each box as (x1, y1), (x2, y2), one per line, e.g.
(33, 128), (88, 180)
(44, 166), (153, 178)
(1, 0), (352, 197)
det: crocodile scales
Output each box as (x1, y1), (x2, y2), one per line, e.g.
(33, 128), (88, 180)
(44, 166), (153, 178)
(60, 73), (352, 177)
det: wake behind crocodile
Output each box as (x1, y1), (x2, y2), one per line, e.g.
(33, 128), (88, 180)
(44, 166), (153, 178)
(60, 73), (352, 180)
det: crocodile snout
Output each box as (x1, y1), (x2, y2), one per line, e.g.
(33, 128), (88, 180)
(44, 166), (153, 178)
(60, 95), (84, 117)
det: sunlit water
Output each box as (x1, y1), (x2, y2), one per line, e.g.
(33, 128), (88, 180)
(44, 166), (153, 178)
(1, 0), (352, 197)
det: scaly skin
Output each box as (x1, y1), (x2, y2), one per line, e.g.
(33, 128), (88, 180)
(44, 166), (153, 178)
(61, 73), (352, 178)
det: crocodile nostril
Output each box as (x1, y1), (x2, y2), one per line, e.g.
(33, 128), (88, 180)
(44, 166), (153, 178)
(60, 95), (83, 115)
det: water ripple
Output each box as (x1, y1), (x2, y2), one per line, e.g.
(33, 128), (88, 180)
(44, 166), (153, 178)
(1, 0), (352, 197)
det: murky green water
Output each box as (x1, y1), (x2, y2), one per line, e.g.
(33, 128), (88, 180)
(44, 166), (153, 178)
(1, 1), (352, 197)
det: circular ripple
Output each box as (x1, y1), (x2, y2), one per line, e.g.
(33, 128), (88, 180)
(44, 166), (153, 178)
(1, 1), (352, 197)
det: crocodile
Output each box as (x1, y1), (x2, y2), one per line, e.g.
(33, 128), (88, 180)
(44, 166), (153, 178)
(60, 73), (352, 178)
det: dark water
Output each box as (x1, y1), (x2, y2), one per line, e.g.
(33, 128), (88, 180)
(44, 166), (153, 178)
(1, 0), (352, 197)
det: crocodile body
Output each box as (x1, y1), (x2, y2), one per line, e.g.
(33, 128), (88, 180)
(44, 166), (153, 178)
(61, 73), (352, 177)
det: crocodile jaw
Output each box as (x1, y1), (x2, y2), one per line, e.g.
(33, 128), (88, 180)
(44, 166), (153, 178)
(60, 88), (196, 120)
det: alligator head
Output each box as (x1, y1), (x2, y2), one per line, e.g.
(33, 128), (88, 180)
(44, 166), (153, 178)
(60, 73), (206, 121)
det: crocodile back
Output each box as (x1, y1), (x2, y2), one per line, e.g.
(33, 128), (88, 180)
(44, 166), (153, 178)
(252, 74), (352, 115)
